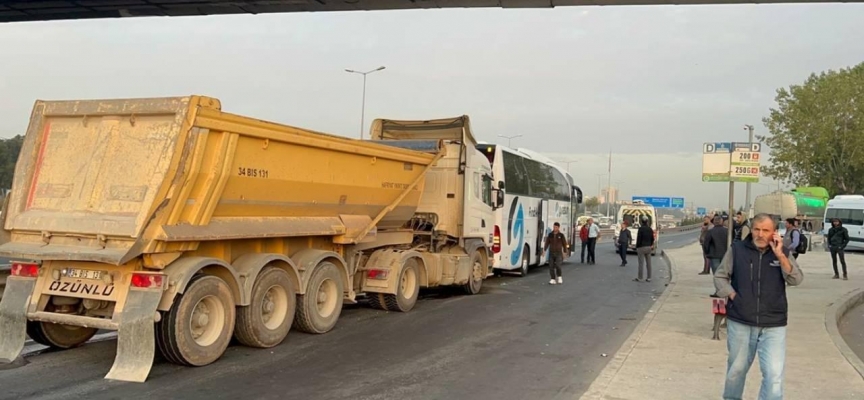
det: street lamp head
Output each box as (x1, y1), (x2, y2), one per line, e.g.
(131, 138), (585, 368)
(345, 69), (356, 73)
(376, 66), (386, 71)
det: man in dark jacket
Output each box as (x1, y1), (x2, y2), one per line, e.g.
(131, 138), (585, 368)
(579, 224), (589, 264)
(714, 213), (803, 400)
(617, 221), (632, 267)
(699, 215), (713, 275)
(634, 217), (655, 282)
(827, 218), (850, 280)
(703, 216), (728, 275)
(544, 222), (569, 285)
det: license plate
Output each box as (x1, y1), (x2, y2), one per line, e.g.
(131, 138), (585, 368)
(63, 268), (104, 281)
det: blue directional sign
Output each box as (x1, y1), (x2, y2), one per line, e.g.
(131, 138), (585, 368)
(632, 196), (685, 209)
(697, 207), (707, 215)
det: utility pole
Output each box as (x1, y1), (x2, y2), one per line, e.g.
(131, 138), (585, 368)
(345, 66), (386, 140)
(606, 150), (612, 217)
(498, 134), (522, 148)
(744, 124), (754, 216)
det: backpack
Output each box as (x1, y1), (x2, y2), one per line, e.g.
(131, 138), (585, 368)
(794, 230), (808, 254)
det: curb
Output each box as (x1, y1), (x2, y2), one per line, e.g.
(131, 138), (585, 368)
(825, 288), (864, 380)
(577, 249), (678, 400)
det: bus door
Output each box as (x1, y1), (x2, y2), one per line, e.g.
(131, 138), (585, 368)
(536, 199), (549, 264)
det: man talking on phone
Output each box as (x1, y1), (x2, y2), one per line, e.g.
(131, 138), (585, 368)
(714, 213), (804, 400)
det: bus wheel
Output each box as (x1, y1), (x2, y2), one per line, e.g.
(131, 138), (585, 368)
(156, 275), (236, 366)
(519, 246), (530, 277)
(463, 250), (485, 295)
(234, 267), (296, 348)
(27, 320), (97, 350)
(294, 262), (343, 334)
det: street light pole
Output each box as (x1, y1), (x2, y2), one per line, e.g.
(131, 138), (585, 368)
(498, 134), (523, 148)
(345, 66), (386, 140)
(744, 124), (755, 215)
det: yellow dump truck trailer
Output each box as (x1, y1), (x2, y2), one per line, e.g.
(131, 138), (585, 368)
(0, 96), (497, 382)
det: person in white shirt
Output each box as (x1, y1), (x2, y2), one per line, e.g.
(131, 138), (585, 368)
(587, 218), (601, 265)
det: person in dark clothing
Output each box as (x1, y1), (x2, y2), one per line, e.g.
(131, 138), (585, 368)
(544, 222), (569, 285)
(699, 215), (713, 275)
(579, 223), (589, 263)
(827, 218), (851, 280)
(617, 221), (632, 267)
(733, 211), (750, 243)
(703, 216), (728, 275)
(714, 213), (804, 400)
(634, 217), (655, 282)
(783, 218), (802, 259)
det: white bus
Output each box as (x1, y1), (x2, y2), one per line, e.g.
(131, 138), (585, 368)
(477, 144), (583, 276)
(823, 195), (864, 251)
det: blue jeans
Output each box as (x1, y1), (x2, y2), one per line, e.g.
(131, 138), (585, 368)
(709, 258), (722, 274)
(723, 319), (786, 400)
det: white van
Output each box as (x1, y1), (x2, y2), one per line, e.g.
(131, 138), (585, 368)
(823, 195), (864, 251)
(614, 201), (659, 255)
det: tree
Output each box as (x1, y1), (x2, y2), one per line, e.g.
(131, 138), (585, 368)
(0, 135), (24, 190)
(760, 62), (864, 195)
(584, 196), (600, 212)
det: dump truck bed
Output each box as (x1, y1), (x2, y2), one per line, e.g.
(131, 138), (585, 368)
(1, 96), (438, 265)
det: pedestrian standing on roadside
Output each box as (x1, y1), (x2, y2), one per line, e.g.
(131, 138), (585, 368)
(617, 221), (631, 267)
(826, 218), (850, 280)
(699, 215), (713, 275)
(714, 213), (804, 400)
(733, 212), (750, 244)
(634, 216), (655, 282)
(783, 218), (801, 260)
(580, 223), (590, 264)
(544, 222), (569, 285)
(587, 218), (600, 265)
(704, 216), (728, 274)
(704, 216), (728, 297)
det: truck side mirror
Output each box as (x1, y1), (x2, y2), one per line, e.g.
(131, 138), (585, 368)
(498, 181), (505, 190)
(496, 190), (505, 209)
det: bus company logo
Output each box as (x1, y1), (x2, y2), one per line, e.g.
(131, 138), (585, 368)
(508, 197), (525, 266)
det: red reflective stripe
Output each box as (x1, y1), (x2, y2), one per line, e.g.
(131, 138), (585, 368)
(26, 122), (52, 209)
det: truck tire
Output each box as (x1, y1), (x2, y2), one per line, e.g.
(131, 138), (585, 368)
(463, 250), (484, 295)
(156, 275), (236, 367)
(519, 246), (530, 277)
(382, 258), (420, 312)
(234, 267), (296, 348)
(294, 262), (343, 334)
(26, 320), (97, 349)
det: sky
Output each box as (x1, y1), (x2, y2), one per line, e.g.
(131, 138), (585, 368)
(0, 4), (862, 208)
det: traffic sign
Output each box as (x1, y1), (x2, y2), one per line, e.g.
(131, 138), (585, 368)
(632, 196), (684, 209)
(730, 142), (761, 183)
(702, 142), (733, 182)
(702, 141), (761, 183)
(697, 207), (707, 215)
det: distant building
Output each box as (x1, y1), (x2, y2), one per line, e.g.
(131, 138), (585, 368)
(600, 187), (619, 204)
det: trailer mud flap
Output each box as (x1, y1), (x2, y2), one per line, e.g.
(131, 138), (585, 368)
(0, 277), (36, 364)
(105, 287), (162, 383)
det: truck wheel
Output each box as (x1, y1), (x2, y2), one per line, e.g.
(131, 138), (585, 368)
(383, 258), (420, 312)
(234, 267), (296, 348)
(519, 246), (530, 277)
(294, 262), (343, 334)
(156, 275), (236, 366)
(27, 320), (97, 349)
(463, 250), (485, 295)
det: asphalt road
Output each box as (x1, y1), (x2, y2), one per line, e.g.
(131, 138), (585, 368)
(0, 230), (700, 400)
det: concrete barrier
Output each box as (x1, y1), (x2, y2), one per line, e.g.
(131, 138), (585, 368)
(826, 288), (864, 379)
(659, 224), (701, 234)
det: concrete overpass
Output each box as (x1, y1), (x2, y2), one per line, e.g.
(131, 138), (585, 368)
(0, 0), (856, 23)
